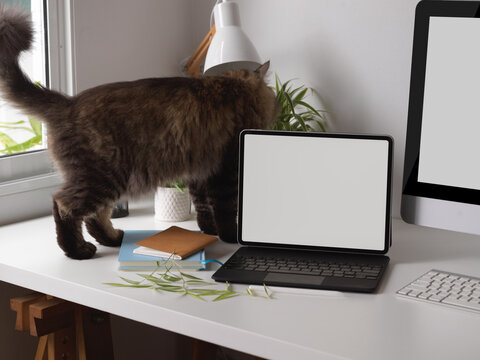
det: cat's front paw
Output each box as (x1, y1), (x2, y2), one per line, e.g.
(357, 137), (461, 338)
(196, 213), (217, 235)
(66, 241), (97, 260)
(97, 229), (123, 247)
(217, 227), (237, 243)
(85, 218), (124, 247)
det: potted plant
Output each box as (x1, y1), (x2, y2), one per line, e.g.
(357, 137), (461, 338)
(154, 181), (191, 222)
(270, 74), (327, 132)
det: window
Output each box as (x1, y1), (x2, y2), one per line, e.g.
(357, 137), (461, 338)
(0, 0), (74, 225)
(0, 0), (47, 157)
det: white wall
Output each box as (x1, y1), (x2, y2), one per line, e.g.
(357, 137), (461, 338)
(191, 0), (419, 218)
(72, 0), (192, 91)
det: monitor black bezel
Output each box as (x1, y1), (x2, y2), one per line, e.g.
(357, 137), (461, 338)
(238, 130), (393, 255)
(403, 0), (480, 205)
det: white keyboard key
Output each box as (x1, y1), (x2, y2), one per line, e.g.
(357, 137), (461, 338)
(426, 271), (439, 277)
(418, 292), (430, 300)
(407, 289), (423, 297)
(428, 294), (445, 302)
(397, 287), (410, 295)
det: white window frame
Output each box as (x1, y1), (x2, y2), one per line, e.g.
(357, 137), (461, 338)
(0, 0), (75, 225)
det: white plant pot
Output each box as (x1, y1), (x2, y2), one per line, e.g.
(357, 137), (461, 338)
(154, 187), (191, 222)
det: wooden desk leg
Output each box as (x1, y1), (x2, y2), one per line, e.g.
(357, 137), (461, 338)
(75, 307), (86, 360)
(35, 335), (48, 360)
(46, 326), (77, 360)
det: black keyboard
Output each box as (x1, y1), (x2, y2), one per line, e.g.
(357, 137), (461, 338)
(224, 254), (382, 280)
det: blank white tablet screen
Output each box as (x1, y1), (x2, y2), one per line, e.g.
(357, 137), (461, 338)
(241, 134), (389, 251)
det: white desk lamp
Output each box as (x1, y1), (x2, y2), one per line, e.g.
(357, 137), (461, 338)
(204, 0), (261, 75)
(185, 0), (261, 76)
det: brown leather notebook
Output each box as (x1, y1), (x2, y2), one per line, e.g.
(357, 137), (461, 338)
(135, 226), (217, 259)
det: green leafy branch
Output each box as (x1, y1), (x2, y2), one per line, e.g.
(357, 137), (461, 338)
(271, 74), (327, 132)
(105, 260), (272, 302)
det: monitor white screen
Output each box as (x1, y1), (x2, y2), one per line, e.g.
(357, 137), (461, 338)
(418, 17), (480, 190)
(240, 132), (391, 252)
(401, 1), (480, 236)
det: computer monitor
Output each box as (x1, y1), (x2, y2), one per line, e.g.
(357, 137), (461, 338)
(402, 1), (480, 235)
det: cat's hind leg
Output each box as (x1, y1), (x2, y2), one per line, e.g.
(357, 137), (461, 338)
(52, 196), (97, 259)
(53, 181), (121, 259)
(85, 205), (124, 247)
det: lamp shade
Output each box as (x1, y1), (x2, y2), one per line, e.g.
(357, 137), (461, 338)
(204, 1), (261, 76)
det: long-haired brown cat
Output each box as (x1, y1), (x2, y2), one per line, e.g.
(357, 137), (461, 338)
(0, 8), (277, 259)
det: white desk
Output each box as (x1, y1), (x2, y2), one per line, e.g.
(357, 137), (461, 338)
(1, 201), (480, 360)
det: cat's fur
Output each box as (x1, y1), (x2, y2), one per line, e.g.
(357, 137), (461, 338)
(0, 7), (278, 259)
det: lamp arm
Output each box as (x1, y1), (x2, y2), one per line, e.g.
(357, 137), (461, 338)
(184, 25), (216, 77)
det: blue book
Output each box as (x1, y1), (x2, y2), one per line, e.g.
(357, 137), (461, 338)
(118, 230), (206, 271)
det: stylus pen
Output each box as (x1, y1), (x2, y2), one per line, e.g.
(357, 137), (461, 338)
(248, 285), (344, 297)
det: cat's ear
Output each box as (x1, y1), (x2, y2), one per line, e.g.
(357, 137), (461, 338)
(255, 61), (270, 79)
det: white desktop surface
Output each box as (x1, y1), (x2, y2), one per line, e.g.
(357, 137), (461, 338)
(1, 201), (480, 360)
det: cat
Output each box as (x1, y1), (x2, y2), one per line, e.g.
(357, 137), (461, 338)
(0, 7), (278, 259)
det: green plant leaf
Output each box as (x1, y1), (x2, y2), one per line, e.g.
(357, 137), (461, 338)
(180, 272), (202, 280)
(0, 120), (26, 125)
(0, 132), (18, 148)
(156, 285), (184, 291)
(0, 135), (41, 154)
(172, 181), (185, 193)
(29, 117), (42, 137)
(213, 291), (239, 302)
(293, 87), (309, 103)
(119, 276), (141, 285)
(185, 280), (215, 286)
(263, 284), (272, 299)
(297, 100), (327, 120)
(155, 287), (185, 293)
(103, 282), (152, 288)
(137, 274), (166, 282)
(186, 292), (206, 301)
(188, 289), (226, 295)
(162, 274), (182, 282)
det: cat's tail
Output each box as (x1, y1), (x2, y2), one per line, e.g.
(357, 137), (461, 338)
(0, 6), (71, 121)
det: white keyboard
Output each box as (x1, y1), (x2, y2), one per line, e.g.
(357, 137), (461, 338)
(397, 269), (480, 313)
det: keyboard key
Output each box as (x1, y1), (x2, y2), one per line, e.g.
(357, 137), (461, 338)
(426, 294), (443, 302)
(407, 289), (423, 297)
